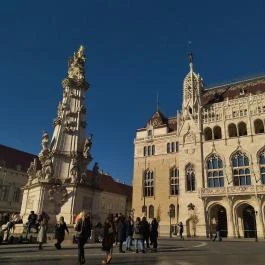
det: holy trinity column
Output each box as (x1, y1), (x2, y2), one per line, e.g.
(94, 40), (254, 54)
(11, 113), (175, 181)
(20, 46), (93, 223)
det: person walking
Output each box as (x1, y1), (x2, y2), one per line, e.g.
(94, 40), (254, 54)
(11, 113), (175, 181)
(133, 217), (144, 253)
(142, 216), (150, 249)
(75, 211), (92, 265)
(117, 215), (126, 253)
(213, 222), (222, 242)
(26, 211), (37, 238)
(150, 218), (159, 252)
(101, 214), (115, 264)
(179, 222), (184, 240)
(125, 216), (133, 251)
(54, 216), (69, 249)
(37, 212), (49, 250)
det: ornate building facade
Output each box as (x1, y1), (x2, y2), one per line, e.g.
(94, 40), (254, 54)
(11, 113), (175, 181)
(132, 55), (265, 238)
(20, 46), (132, 225)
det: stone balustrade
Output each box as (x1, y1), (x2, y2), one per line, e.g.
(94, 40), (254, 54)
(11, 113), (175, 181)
(200, 185), (265, 197)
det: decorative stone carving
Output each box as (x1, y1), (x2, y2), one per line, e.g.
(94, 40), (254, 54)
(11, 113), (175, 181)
(27, 159), (37, 185)
(83, 135), (93, 158)
(184, 131), (195, 144)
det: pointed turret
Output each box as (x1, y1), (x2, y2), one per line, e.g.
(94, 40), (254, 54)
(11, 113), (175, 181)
(182, 52), (203, 118)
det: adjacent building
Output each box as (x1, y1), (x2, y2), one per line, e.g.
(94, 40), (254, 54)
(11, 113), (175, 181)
(0, 145), (37, 222)
(132, 55), (265, 239)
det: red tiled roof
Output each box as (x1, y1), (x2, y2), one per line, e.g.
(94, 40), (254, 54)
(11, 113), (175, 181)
(0, 144), (38, 172)
(202, 75), (265, 106)
(86, 170), (132, 199)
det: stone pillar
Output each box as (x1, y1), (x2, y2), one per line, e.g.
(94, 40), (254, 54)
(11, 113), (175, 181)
(255, 196), (265, 239)
(226, 198), (235, 238)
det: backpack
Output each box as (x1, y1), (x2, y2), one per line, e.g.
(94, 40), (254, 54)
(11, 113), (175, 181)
(134, 223), (140, 234)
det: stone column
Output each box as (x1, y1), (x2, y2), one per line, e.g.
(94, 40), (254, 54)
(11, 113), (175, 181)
(226, 198), (235, 238)
(255, 196), (265, 239)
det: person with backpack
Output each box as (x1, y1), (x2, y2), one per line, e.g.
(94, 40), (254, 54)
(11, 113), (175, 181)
(75, 211), (92, 265)
(133, 217), (145, 253)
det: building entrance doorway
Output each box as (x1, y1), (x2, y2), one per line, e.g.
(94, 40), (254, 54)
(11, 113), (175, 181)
(210, 205), (227, 237)
(242, 205), (256, 238)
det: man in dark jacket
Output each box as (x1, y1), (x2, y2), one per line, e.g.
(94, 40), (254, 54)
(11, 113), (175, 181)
(141, 216), (150, 249)
(75, 212), (92, 265)
(125, 216), (133, 251)
(26, 211), (37, 238)
(117, 215), (126, 253)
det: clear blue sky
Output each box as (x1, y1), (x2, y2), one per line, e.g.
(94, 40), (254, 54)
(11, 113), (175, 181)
(1, 0), (265, 185)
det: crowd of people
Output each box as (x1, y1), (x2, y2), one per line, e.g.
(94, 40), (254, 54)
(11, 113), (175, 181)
(73, 212), (160, 265)
(0, 210), (189, 265)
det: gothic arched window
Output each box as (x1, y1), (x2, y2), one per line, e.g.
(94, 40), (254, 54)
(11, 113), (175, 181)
(143, 170), (154, 197)
(143, 146), (147, 156)
(206, 154), (224, 187)
(204, 127), (213, 141)
(170, 167), (179, 195)
(238, 122), (247, 136)
(259, 149), (265, 184)
(169, 204), (175, 218)
(149, 205), (154, 219)
(232, 152), (251, 186)
(228, 123), (237, 137)
(147, 146), (151, 156)
(152, 145), (155, 155)
(186, 164), (195, 191)
(213, 126), (222, 140)
(254, 119), (265, 134)
(167, 143), (170, 153)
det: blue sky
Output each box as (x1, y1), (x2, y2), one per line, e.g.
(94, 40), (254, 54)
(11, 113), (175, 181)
(0, 0), (265, 184)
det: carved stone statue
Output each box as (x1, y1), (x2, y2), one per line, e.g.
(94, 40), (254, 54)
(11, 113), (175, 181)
(27, 159), (37, 184)
(70, 158), (80, 183)
(42, 156), (54, 180)
(41, 132), (49, 151)
(92, 162), (99, 175)
(83, 135), (92, 158)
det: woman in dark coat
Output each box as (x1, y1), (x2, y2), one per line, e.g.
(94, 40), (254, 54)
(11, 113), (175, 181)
(101, 214), (115, 264)
(150, 218), (159, 252)
(55, 216), (69, 249)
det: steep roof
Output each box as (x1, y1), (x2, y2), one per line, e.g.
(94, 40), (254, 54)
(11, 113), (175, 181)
(86, 170), (132, 199)
(0, 144), (38, 172)
(202, 75), (265, 106)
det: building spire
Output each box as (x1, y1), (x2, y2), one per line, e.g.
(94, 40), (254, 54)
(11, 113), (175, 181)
(156, 91), (160, 112)
(187, 41), (193, 72)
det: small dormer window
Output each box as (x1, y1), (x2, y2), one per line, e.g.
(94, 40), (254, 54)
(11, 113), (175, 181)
(16, 164), (22, 171)
(147, 130), (152, 137)
(240, 88), (245, 96)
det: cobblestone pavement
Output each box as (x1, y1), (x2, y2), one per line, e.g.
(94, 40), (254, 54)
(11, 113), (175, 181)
(0, 239), (264, 265)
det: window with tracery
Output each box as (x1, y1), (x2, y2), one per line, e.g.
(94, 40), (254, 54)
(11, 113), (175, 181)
(143, 170), (154, 197)
(186, 164), (195, 191)
(232, 152), (251, 186)
(206, 154), (224, 187)
(170, 167), (179, 195)
(259, 149), (265, 184)
(149, 205), (154, 219)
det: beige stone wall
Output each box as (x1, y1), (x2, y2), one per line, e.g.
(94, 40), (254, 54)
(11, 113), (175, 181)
(0, 167), (28, 214)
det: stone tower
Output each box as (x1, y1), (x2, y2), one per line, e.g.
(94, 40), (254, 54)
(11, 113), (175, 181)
(20, 46), (94, 224)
